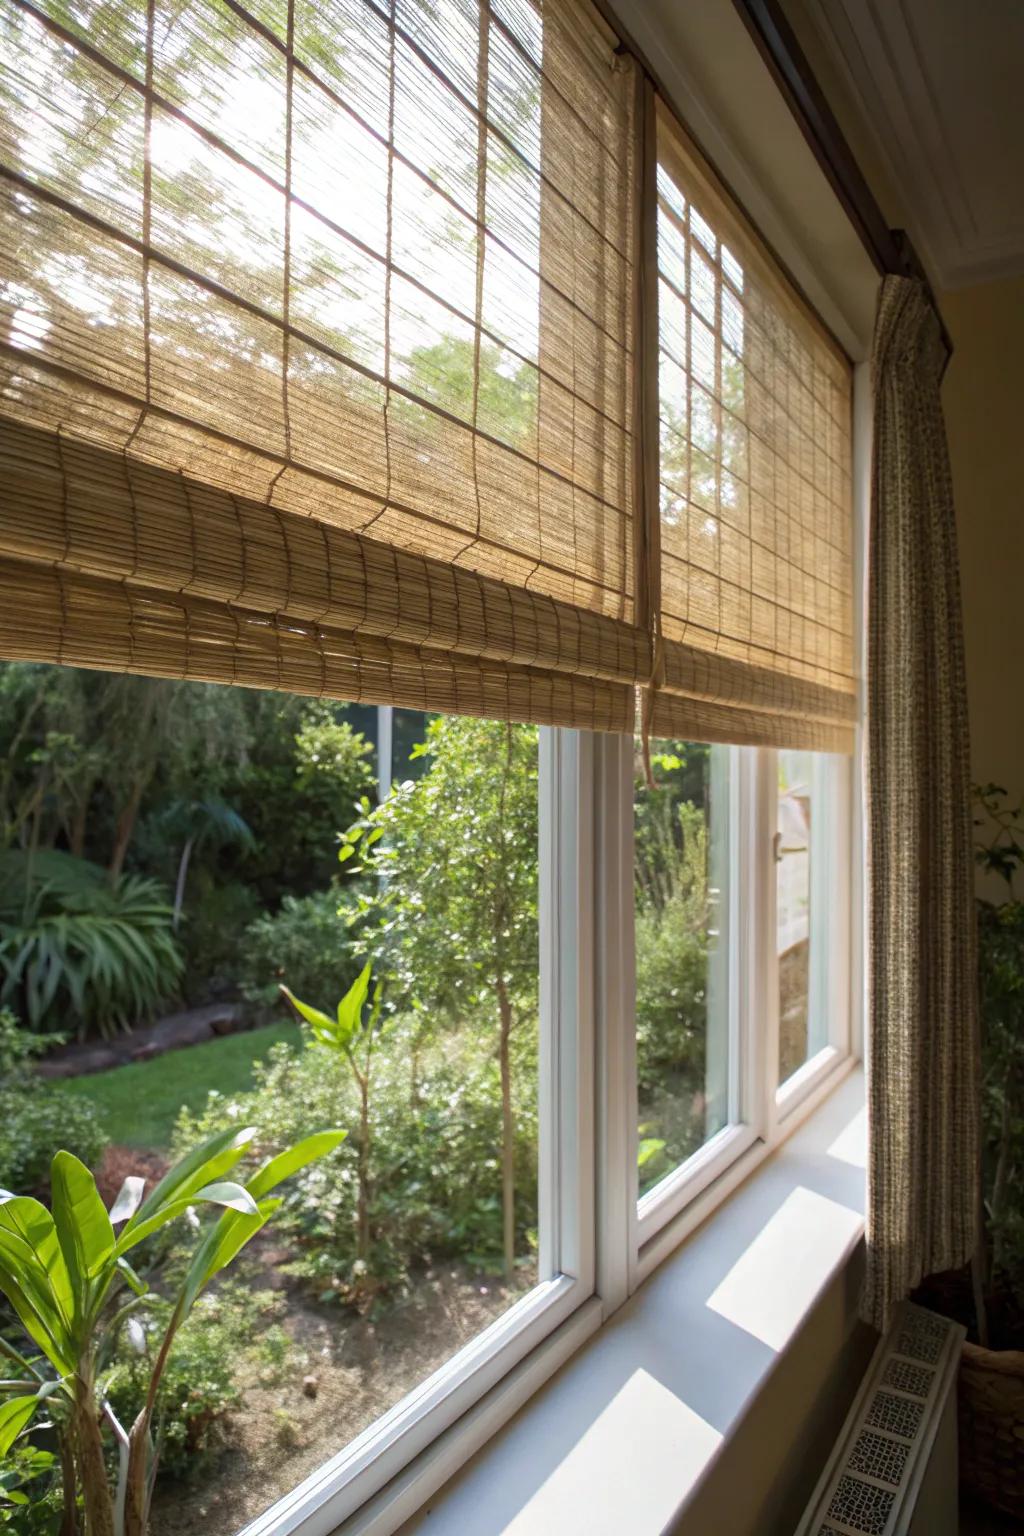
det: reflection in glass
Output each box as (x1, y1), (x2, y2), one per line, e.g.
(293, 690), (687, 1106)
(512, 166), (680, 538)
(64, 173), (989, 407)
(634, 739), (729, 1198)
(777, 750), (830, 1085)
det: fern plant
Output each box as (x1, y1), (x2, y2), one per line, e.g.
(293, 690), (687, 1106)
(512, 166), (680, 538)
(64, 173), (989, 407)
(0, 860), (182, 1039)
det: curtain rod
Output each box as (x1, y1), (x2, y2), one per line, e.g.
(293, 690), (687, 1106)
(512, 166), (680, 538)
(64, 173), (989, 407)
(731, 0), (954, 358)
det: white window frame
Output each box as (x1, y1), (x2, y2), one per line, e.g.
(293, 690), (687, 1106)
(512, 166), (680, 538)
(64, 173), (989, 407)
(240, 727), (595, 1536)
(627, 737), (858, 1288)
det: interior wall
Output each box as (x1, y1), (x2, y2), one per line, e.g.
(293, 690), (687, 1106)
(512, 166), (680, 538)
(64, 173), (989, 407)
(782, 0), (1024, 895)
(672, 1248), (875, 1536)
(939, 275), (1024, 896)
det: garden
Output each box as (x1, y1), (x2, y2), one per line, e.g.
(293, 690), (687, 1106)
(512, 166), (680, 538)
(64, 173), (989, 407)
(0, 663), (715, 1532)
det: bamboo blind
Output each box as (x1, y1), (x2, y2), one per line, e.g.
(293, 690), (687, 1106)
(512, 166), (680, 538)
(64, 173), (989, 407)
(0, 0), (638, 727)
(651, 100), (856, 752)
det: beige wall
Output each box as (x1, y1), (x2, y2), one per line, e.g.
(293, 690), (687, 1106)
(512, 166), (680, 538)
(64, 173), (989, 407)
(672, 1248), (875, 1536)
(940, 276), (1024, 890)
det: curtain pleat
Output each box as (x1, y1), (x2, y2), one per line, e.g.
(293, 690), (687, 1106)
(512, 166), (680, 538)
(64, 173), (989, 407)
(863, 274), (979, 1331)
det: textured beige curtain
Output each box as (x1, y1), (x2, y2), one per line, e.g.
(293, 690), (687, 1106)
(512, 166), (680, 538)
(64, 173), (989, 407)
(864, 274), (979, 1331)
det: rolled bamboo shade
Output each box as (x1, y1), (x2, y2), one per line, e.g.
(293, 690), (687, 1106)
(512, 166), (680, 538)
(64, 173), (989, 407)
(650, 99), (856, 752)
(0, 0), (639, 727)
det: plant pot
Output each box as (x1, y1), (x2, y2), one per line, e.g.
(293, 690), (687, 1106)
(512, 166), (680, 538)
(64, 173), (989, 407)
(959, 1338), (1024, 1520)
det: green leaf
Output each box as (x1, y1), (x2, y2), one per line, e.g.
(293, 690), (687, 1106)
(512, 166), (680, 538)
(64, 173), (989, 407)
(0, 1260), (71, 1374)
(0, 1396), (37, 1458)
(115, 1179), (258, 1256)
(179, 1197), (282, 1318)
(0, 1196), (74, 1336)
(637, 1138), (666, 1169)
(120, 1124), (257, 1242)
(51, 1152), (115, 1296)
(246, 1130), (347, 1200)
(333, 961), (372, 1048)
(279, 986), (337, 1036)
(115, 1257), (148, 1297)
(190, 1181), (259, 1217)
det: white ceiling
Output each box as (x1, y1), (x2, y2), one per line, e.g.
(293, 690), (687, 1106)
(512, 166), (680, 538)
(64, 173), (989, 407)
(801, 0), (1024, 290)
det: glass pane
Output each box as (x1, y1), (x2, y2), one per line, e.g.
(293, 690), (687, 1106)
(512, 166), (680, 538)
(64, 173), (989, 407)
(0, 666), (541, 1533)
(777, 749), (830, 1085)
(634, 739), (730, 1198)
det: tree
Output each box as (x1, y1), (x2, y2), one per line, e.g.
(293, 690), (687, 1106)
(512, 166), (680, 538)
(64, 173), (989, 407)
(339, 716), (538, 1277)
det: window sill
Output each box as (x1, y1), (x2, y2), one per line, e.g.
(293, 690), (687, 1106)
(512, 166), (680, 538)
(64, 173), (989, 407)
(346, 1066), (866, 1536)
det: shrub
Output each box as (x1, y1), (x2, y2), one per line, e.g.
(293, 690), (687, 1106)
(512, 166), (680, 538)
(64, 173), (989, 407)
(0, 1079), (107, 1192)
(240, 889), (360, 1012)
(176, 1016), (538, 1294)
(102, 1283), (292, 1482)
(634, 800), (711, 1177)
(181, 877), (264, 1003)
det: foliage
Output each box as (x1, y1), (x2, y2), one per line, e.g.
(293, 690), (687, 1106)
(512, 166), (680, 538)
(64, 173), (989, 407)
(0, 1078), (107, 1196)
(241, 890), (357, 1012)
(177, 1018), (538, 1295)
(0, 1442), (64, 1531)
(56, 1021), (296, 1151)
(283, 964), (387, 1276)
(974, 784), (1024, 1331)
(634, 746), (714, 1194)
(338, 717), (538, 1277)
(223, 698), (375, 910)
(0, 664), (377, 1018)
(0, 1007), (52, 1077)
(0, 866), (183, 1039)
(179, 878), (264, 1004)
(102, 1282), (291, 1482)
(0, 1126), (343, 1534)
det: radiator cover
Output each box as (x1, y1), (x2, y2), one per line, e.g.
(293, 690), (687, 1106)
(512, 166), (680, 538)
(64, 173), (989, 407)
(795, 1300), (965, 1536)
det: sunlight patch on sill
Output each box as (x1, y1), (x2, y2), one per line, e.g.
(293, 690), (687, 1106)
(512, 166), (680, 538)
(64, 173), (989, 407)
(503, 1369), (722, 1536)
(827, 1103), (867, 1169)
(705, 1185), (864, 1351)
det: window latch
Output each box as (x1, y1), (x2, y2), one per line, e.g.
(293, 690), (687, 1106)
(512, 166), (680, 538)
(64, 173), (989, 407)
(772, 830), (783, 864)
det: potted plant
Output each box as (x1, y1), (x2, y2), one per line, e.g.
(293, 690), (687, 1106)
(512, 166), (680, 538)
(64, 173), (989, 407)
(955, 784), (1024, 1517)
(0, 1123), (344, 1534)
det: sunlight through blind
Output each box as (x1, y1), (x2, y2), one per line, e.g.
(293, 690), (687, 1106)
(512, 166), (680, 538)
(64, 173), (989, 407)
(650, 102), (856, 753)
(0, 0), (639, 729)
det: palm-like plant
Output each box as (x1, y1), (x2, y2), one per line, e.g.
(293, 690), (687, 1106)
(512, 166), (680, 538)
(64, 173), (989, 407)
(0, 1124), (344, 1535)
(151, 798), (255, 930)
(0, 856), (182, 1040)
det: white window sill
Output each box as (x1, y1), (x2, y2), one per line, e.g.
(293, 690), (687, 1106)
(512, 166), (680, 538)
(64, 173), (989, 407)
(347, 1067), (866, 1536)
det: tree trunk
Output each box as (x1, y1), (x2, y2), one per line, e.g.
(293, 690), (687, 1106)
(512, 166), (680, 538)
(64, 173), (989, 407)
(72, 1378), (114, 1536)
(496, 975), (515, 1281)
(109, 781), (145, 883)
(122, 1414), (151, 1536)
(173, 836), (195, 929)
(70, 779), (95, 860)
(356, 1074), (371, 1266)
(58, 1427), (79, 1536)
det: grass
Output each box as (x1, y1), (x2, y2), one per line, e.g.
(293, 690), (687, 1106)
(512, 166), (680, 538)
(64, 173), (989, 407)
(56, 1020), (298, 1149)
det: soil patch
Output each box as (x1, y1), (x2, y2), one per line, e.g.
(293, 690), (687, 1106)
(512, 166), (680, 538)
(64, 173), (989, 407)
(150, 1264), (531, 1536)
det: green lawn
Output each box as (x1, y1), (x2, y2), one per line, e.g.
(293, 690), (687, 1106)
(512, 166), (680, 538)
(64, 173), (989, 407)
(56, 1020), (297, 1150)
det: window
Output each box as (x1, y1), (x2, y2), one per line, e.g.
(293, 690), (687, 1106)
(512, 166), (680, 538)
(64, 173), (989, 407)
(634, 739), (730, 1199)
(0, 2), (860, 1529)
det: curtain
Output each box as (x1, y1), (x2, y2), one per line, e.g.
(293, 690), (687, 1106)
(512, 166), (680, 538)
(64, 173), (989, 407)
(0, 0), (639, 728)
(863, 273), (979, 1331)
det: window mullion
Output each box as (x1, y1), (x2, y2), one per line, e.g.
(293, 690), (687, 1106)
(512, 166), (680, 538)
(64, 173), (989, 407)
(592, 730), (636, 1312)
